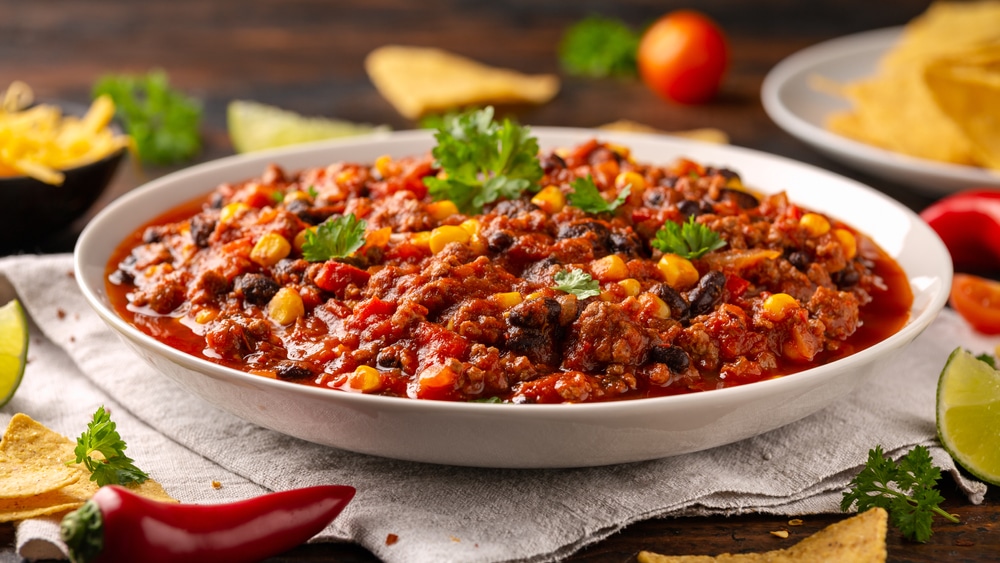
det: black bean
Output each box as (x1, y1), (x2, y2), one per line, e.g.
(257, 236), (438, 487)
(649, 345), (690, 373)
(142, 226), (164, 243)
(208, 192), (226, 209)
(234, 273), (280, 306)
(787, 250), (811, 271)
(717, 188), (759, 209)
(189, 214), (216, 248)
(540, 152), (566, 172)
(487, 230), (515, 252)
(687, 271), (727, 317)
(834, 267), (860, 288)
(376, 348), (402, 369)
(677, 199), (711, 219)
(651, 283), (690, 322)
(274, 361), (315, 381)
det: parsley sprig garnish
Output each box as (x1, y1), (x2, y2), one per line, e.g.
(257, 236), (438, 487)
(841, 445), (959, 542)
(71, 406), (149, 487)
(552, 268), (600, 299)
(567, 175), (630, 214)
(650, 216), (726, 259)
(302, 213), (368, 262)
(92, 70), (201, 165)
(423, 106), (543, 214)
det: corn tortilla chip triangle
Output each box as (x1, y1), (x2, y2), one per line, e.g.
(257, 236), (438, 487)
(925, 44), (1000, 170)
(0, 414), (80, 499)
(0, 413), (174, 523)
(365, 45), (559, 119)
(637, 507), (888, 563)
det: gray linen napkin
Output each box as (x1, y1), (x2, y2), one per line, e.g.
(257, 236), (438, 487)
(0, 254), (989, 563)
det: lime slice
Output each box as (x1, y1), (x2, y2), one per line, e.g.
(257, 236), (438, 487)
(0, 299), (28, 408)
(227, 100), (389, 153)
(937, 347), (1000, 485)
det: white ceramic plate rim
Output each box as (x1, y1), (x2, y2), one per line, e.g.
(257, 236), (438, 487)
(74, 128), (950, 452)
(761, 26), (1000, 195)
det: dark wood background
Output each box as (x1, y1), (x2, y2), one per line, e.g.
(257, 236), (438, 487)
(2, 0), (997, 561)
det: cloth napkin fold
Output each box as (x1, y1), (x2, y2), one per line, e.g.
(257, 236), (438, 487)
(1, 254), (990, 563)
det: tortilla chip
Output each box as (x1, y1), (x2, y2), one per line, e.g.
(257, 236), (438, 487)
(598, 120), (730, 144)
(637, 507), (888, 563)
(822, 1), (1000, 168)
(365, 45), (560, 119)
(0, 414), (80, 499)
(0, 413), (175, 523)
(924, 43), (1000, 169)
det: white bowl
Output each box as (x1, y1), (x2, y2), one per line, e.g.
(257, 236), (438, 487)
(762, 26), (1000, 195)
(75, 128), (951, 468)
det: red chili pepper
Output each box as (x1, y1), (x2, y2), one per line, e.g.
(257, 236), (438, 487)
(60, 484), (355, 563)
(919, 189), (1000, 272)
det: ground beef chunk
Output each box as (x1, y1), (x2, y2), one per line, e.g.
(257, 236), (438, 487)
(205, 317), (272, 360)
(808, 286), (860, 340)
(504, 296), (563, 367)
(563, 301), (650, 371)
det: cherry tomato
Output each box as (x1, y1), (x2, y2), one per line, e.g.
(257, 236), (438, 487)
(636, 10), (729, 104)
(950, 273), (1000, 335)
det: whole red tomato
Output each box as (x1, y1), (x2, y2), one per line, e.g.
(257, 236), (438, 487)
(637, 10), (729, 104)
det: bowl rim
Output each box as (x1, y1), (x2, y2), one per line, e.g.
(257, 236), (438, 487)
(74, 127), (952, 417)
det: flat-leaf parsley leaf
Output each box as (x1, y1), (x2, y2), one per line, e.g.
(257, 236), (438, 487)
(567, 175), (629, 214)
(650, 216), (726, 259)
(302, 213), (367, 262)
(92, 69), (202, 165)
(423, 107), (542, 214)
(71, 406), (149, 487)
(841, 445), (959, 542)
(558, 16), (640, 78)
(553, 268), (600, 299)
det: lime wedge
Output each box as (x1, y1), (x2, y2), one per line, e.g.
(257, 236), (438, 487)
(0, 299), (28, 408)
(937, 347), (1000, 485)
(227, 100), (389, 153)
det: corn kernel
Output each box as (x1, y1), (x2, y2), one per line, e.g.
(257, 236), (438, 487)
(284, 190), (310, 203)
(365, 226), (392, 249)
(591, 254), (628, 282)
(614, 171), (646, 191)
(335, 169), (356, 185)
(410, 231), (432, 249)
(348, 365), (382, 393)
(267, 287), (305, 325)
(657, 254), (699, 289)
(194, 308), (218, 324)
(459, 218), (480, 236)
(524, 291), (544, 301)
(606, 142), (632, 162)
(374, 154), (396, 178)
(530, 185), (565, 214)
(293, 227), (315, 252)
(762, 293), (798, 321)
(638, 292), (671, 319)
(599, 290), (616, 302)
(219, 202), (249, 224)
(429, 225), (470, 253)
(617, 278), (641, 297)
(799, 213), (831, 237)
(250, 232), (292, 267)
(426, 200), (459, 221)
(834, 228), (857, 260)
(491, 291), (523, 309)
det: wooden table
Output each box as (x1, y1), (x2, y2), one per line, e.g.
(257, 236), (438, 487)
(2, 0), (996, 560)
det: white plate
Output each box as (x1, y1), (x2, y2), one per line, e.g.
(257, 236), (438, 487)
(762, 26), (1000, 195)
(75, 128), (951, 468)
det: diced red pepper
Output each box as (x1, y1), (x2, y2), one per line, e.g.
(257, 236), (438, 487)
(314, 261), (371, 294)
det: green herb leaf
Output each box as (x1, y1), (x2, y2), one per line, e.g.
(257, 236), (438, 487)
(975, 352), (997, 369)
(650, 216), (726, 259)
(302, 213), (367, 262)
(841, 445), (959, 542)
(553, 268), (601, 299)
(71, 406), (149, 487)
(92, 69), (202, 165)
(423, 107), (542, 214)
(567, 175), (629, 214)
(559, 16), (640, 78)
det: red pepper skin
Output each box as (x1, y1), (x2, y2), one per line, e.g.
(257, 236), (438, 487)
(61, 484), (355, 563)
(919, 189), (1000, 272)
